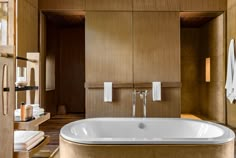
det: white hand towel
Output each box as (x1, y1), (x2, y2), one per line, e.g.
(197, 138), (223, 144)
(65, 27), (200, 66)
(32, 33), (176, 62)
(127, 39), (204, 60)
(104, 82), (112, 102)
(152, 82), (161, 101)
(225, 39), (235, 103)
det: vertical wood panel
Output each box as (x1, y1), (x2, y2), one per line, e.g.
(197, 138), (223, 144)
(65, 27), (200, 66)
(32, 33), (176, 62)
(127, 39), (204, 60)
(17, 0), (38, 63)
(133, 12), (181, 118)
(86, 89), (132, 118)
(0, 57), (14, 158)
(59, 27), (85, 113)
(227, 0), (236, 127)
(199, 14), (225, 123)
(86, 12), (133, 83)
(39, 0), (85, 10)
(180, 0), (226, 11)
(133, 0), (180, 11)
(133, 12), (180, 83)
(86, 0), (132, 11)
(181, 28), (200, 114)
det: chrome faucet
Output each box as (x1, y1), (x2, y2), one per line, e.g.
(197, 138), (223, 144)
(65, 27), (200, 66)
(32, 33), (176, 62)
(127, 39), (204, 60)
(132, 89), (148, 117)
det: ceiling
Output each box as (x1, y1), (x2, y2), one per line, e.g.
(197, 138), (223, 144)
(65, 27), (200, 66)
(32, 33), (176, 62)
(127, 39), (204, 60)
(45, 11), (85, 27)
(180, 12), (223, 27)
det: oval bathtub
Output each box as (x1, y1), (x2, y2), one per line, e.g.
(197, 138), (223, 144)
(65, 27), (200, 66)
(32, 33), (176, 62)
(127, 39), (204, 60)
(60, 118), (235, 158)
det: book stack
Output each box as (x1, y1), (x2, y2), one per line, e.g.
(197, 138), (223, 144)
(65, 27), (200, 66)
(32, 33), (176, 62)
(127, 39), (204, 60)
(14, 131), (45, 151)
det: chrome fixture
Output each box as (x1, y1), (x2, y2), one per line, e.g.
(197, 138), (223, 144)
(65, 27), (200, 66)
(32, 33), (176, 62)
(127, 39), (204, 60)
(132, 89), (148, 117)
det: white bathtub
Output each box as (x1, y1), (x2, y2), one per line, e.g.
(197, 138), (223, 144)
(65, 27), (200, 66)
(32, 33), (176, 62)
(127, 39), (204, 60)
(60, 118), (235, 145)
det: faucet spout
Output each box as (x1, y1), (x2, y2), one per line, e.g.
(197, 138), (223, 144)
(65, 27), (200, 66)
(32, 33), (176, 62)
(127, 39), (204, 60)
(132, 89), (148, 117)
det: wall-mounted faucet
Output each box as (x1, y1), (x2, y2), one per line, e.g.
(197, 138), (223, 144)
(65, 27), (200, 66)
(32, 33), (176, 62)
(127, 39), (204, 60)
(132, 89), (148, 117)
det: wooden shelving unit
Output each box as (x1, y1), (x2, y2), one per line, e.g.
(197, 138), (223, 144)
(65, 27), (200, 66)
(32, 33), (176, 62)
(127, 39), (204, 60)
(14, 136), (50, 158)
(14, 113), (50, 130)
(14, 53), (51, 158)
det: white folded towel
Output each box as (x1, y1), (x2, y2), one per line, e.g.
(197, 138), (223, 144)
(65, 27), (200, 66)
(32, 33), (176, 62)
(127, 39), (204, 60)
(104, 82), (112, 102)
(14, 131), (45, 151)
(152, 82), (161, 101)
(225, 39), (235, 103)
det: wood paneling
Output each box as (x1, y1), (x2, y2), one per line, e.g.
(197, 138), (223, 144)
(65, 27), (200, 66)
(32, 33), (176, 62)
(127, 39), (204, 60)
(134, 88), (180, 117)
(227, 0), (236, 127)
(84, 82), (181, 89)
(86, 0), (132, 11)
(133, 0), (180, 11)
(17, 0), (38, 65)
(86, 12), (133, 83)
(0, 57), (14, 158)
(60, 137), (234, 158)
(181, 28), (200, 114)
(39, 0), (85, 10)
(0, 0), (15, 157)
(180, 0), (226, 11)
(86, 89), (133, 118)
(133, 12), (180, 83)
(59, 27), (85, 113)
(199, 14), (225, 123)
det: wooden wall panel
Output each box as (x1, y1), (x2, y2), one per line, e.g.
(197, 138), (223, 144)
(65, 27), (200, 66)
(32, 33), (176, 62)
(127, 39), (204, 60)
(227, 0), (236, 127)
(17, 0), (38, 65)
(199, 14), (225, 123)
(86, 12), (132, 83)
(135, 88), (180, 117)
(133, 0), (180, 11)
(59, 27), (85, 113)
(133, 12), (180, 83)
(86, 89), (133, 118)
(180, 0), (226, 11)
(39, 0), (85, 10)
(181, 28), (200, 114)
(86, 0), (132, 11)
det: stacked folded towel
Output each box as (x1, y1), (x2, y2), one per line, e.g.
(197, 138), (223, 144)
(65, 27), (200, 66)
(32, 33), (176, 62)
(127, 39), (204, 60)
(31, 104), (45, 118)
(14, 131), (45, 151)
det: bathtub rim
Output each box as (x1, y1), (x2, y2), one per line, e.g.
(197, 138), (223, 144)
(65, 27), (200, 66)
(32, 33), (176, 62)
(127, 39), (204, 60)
(60, 117), (235, 145)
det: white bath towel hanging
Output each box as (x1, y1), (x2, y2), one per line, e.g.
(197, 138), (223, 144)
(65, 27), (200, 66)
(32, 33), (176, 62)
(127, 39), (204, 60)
(225, 39), (235, 103)
(104, 82), (112, 102)
(152, 82), (161, 101)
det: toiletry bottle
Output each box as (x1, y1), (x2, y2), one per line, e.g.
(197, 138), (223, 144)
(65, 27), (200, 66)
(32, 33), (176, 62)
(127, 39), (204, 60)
(20, 102), (26, 121)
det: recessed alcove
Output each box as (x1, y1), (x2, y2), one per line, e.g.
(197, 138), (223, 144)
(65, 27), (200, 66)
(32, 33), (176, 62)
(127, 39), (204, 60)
(180, 12), (225, 123)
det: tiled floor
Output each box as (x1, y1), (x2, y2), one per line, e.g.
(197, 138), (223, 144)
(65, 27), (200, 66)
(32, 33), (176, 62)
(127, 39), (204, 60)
(39, 114), (236, 158)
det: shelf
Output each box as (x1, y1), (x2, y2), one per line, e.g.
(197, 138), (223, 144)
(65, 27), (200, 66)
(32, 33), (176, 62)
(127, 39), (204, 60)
(14, 135), (50, 158)
(84, 82), (182, 89)
(3, 86), (39, 92)
(85, 83), (133, 89)
(14, 113), (50, 130)
(16, 86), (39, 91)
(134, 82), (182, 88)
(16, 56), (38, 63)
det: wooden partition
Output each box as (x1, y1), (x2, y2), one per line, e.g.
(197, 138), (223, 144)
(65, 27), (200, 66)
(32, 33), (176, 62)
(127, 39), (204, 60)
(85, 11), (181, 118)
